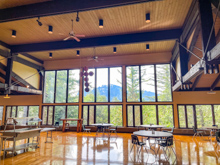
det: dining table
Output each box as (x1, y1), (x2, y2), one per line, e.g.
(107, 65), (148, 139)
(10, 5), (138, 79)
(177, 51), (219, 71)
(139, 125), (166, 131)
(90, 123), (113, 135)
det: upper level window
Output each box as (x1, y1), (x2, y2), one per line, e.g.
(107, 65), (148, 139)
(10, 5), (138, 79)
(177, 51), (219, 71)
(83, 67), (122, 103)
(43, 69), (80, 103)
(126, 64), (172, 102)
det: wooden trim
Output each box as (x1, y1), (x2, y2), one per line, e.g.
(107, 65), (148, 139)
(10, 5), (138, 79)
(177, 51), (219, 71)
(13, 56), (44, 70)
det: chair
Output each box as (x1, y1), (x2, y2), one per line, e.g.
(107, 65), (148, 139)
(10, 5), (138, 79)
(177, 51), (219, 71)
(192, 126), (204, 139)
(130, 135), (148, 155)
(82, 125), (91, 134)
(215, 131), (220, 150)
(163, 127), (175, 140)
(54, 122), (59, 131)
(65, 123), (70, 130)
(96, 126), (103, 135)
(157, 136), (176, 162)
(210, 125), (218, 139)
(109, 126), (117, 136)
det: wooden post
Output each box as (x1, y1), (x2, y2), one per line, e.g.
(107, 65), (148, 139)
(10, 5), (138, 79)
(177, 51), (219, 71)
(5, 53), (13, 94)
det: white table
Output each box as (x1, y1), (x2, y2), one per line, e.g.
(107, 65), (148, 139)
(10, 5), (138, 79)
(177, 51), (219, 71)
(139, 125), (166, 131)
(90, 123), (113, 135)
(41, 128), (55, 143)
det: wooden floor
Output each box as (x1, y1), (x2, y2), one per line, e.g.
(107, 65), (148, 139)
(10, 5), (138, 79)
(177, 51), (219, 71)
(0, 131), (220, 165)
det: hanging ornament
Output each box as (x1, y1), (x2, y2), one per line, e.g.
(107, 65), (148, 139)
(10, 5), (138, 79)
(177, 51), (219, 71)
(80, 66), (94, 92)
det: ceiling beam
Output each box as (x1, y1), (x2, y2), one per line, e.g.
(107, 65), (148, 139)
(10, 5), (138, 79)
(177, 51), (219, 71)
(0, 40), (10, 49)
(0, 49), (10, 57)
(210, 74), (220, 90)
(19, 53), (43, 64)
(191, 74), (203, 91)
(13, 56), (44, 70)
(11, 29), (181, 53)
(0, 0), (161, 23)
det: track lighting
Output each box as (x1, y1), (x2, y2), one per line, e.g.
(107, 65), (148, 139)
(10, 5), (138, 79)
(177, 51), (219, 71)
(146, 13), (150, 23)
(76, 11), (80, 22)
(36, 17), (43, 26)
(113, 47), (117, 53)
(99, 19), (103, 28)
(49, 52), (52, 58)
(48, 25), (53, 34)
(146, 44), (150, 50)
(12, 30), (16, 38)
(77, 50), (80, 56)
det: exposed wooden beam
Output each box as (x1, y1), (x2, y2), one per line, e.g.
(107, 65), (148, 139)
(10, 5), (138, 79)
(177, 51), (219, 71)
(14, 56), (44, 70)
(19, 53), (43, 64)
(0, 41), (10, 49)
(211, 74), (220, 90)
(188, 22), (201, 54)
(5, 54), (13, 93)
(0, 49), (10, 57)
(0, 0), (161, 23)
(179, 42), (189, 77)
(173, 42), (220, 91)
(9, 86), (42, 94)
(192, 74), (203, 91)
(171, 42), (179, 62)
(11, 29), (181, 53)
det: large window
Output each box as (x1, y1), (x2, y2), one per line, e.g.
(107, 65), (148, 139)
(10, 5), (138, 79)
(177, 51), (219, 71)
(43, 69), (80, 103)
(5, 106), (39, 125)
(42, 105), (79, 125)
(178, 104), (220, 129)
(82, 105), (123, 126)
(83, 67), (122, 103)
(0, 106), (3, 121)
(126, 105), (173, 127)
(126, 64), (172, 102)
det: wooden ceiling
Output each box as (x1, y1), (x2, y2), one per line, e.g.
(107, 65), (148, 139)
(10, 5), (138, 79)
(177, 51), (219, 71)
(0, 0), (193, 61)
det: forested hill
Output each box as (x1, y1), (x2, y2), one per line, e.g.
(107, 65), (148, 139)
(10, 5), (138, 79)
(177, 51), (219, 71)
(84, 85), (155, 100)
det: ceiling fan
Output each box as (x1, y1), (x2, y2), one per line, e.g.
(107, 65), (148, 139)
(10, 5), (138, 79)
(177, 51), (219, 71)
(63, 19), (85, 42)
(88, 56), (104, 63)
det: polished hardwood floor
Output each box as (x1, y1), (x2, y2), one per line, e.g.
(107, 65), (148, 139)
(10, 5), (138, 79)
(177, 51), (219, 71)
(0, 131), (219, 165)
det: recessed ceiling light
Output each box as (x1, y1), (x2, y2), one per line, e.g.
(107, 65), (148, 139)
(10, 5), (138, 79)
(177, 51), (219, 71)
(113, 47), (117, 53)
(49, 52), (53, 58)
(146, 44), (150, 50)
(77, 50), (80, 56)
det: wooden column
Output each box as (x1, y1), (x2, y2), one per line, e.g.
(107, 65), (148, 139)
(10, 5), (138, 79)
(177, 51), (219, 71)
(122, 66), (127, 127)
(198, 0), (216, 74)
(79, 68), (83, 120)
(5, 54), (13, 94)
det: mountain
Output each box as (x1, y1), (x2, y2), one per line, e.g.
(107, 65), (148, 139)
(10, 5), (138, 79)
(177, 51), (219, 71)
(84, 85), (155, 101)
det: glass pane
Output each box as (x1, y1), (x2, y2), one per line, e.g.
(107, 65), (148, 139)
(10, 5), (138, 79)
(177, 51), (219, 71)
(43, 71), (55, 103)
(56, 70), (67, 103)
(48, 106), (53, 125)
(17, 106), (28, 125)
(96, 105), (108, 123)
(28, 106), (39, 117)
(142, 105), (156, 125)
(158, 105), (173, 127)
(186, 106), (194, 128)
(0, 106), (3, 121)
(110, 67), (122, 102)
(127, 106), (133, 126)
(156, 64), (172, 101)
(134, 105), (141, 126)
(89, 106), (95, 125)
(67, 106), (79, 125)
(83, 69), (95, 102)
(214, 105), (220, 126)
(68, 69), (80, 102)
(141, 65), (155, 102)
(96, 68), (108, 102)
(110, 105), (122, 126)
(42, 106), (47, 125)
(196, 105), (212, 128)
(178, 106), (186, 128)
(6, 107), (12, 120)
(11, 106), (16, 118)
(54, 106), (66, 125)
(126, 66), (140, 102)
(83, 106), (88, 125)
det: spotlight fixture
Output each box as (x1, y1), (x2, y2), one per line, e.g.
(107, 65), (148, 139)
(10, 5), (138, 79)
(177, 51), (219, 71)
(12, 30), (16, 38)
(48, 25), (53, 34)
(99, 19), (103, 28)
(146, 13), (150, 23)
(4, 94), (10, 99)
(49, 52), (53, 58)
(26, 85), (30, 88)
(113, 47), (117, 53)
(77, 50), (80, 56)
(76, 11), (80, 22)
(146, 44), (150, 50)
(36, 17), (43, 26)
